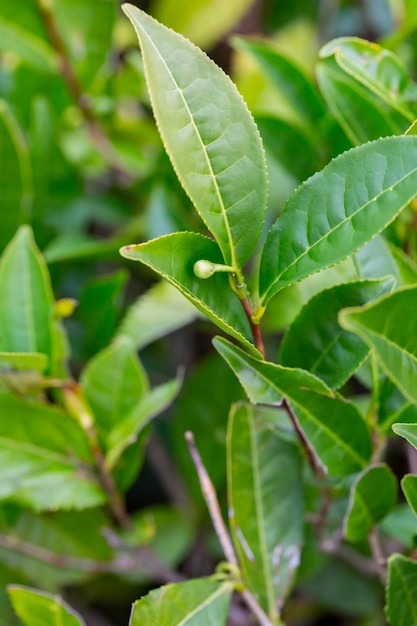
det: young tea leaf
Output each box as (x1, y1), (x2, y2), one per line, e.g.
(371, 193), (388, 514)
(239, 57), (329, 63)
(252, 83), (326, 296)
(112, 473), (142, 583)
(385, 554), (417, 626)
(123, 4), (268, 272)
(259, 136), (417, 305)
(120, 232), (257, 355)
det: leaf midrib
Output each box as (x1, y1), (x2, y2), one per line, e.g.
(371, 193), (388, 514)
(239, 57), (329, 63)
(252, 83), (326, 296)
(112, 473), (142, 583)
(138, 23), (236, 270)
(269, 150), (417, 296)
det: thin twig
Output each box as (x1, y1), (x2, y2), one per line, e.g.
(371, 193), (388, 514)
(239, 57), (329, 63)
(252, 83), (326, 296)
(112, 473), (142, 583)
(185, 431), (274, 626)
(0, 533), (183, 583)
(239, 296), (266, 359)
(369, 527), (387, 583)
(282, 399), (326, 479)
(320, 535), (382, 578)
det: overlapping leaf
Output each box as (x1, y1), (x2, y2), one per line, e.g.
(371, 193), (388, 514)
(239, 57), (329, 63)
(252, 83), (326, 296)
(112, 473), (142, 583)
(214, 337), (371, 475)
(385, 554), (417, 626)
(401, 475), (417, 519)
(340, 286), (417, 405)
(8, 586), (85, 626)
(280, 278), (394, 389)
(259, 136), (417, 304)
(123, 5), (267, 271)
(120, 233), (257, 354)
(129, 578), (233, 626)
(344, 464), (397, 542)
(227, 403), (303, 618)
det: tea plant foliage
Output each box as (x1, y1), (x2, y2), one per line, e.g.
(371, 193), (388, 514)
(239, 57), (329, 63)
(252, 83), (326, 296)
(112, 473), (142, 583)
(4, 1), (417, 625)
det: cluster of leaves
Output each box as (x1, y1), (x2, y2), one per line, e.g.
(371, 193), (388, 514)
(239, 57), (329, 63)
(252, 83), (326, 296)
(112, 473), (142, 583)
(4, 0), (417, 625)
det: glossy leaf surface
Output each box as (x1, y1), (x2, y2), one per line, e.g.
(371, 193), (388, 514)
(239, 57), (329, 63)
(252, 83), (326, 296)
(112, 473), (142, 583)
(260, 136), (417, 304)
(123, 5), (267, 270)
(344, 464), (397, 542)
(120, 233), (256, 354)
(214, 337), (371, 475)
(341, 286), (417, 405)
(8, 586), (84, 626)
(280, 278), (394, 389)
(386, 554), (417, 626)
(129, 578), (233, 626)
(228, 403), (302, 617)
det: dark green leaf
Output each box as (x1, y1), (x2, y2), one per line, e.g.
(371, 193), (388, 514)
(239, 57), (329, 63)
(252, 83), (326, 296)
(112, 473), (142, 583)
(260, 136), (417, 304)
(344, 464), (397, 542)
(385, 554), (417, 626)
(280, 278), (394, 389)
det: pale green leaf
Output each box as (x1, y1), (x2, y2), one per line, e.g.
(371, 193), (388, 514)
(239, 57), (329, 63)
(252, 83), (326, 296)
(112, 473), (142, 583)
(153, 0), (257, 49)
(385, 554), (417, 626)
(123, 5), (268, 270)
(228, 403), (303, 617)
(0, 226), (54, 365)
(344, 464), (397, 542)
(340, 286), (417, 405)
(81, 336), (149, 435)
(393, 423), (417, 451)
(214, 337), (372, 475)
(280, 278), (394, 389)
(8, 586), (85, 626)
(260, 136), (417, 304)
(401, 475), (417, 519)
(116, 281), (198, 350)
(120, 233), (257, 355)
(106, 377), (182, 469)
(129, 578), (233, 626)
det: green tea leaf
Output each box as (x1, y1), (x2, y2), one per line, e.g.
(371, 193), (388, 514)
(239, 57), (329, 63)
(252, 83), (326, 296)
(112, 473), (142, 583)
(228, 403), (303, 617)
(344, 464), (397, 542)
(81, 336), (149, 436)
(0, 353), (47, 373)
(123, 5), (267, 271)
(129, 578), (233, 625)
(0, 102), (32, 251)
(260, 136), (417, 304)
(0, 227), (54, 366)
(393, 423), (417, 451)
(401, 474), (417, 519)
(106, 376), (182, 469)
(320, 38), (417, 123)
(385, 554), (417, 626)
(8, 586), (85, 626)
(214, 337), (371, 475)
(280, 278), (394, 389)
(120, 233), (257, 355)
(116, 281), (198, 350)
(340, 286), (417, 405)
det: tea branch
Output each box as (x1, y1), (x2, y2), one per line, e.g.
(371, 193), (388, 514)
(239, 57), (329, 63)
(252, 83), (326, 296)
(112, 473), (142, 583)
(185, 431), (276, 626)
